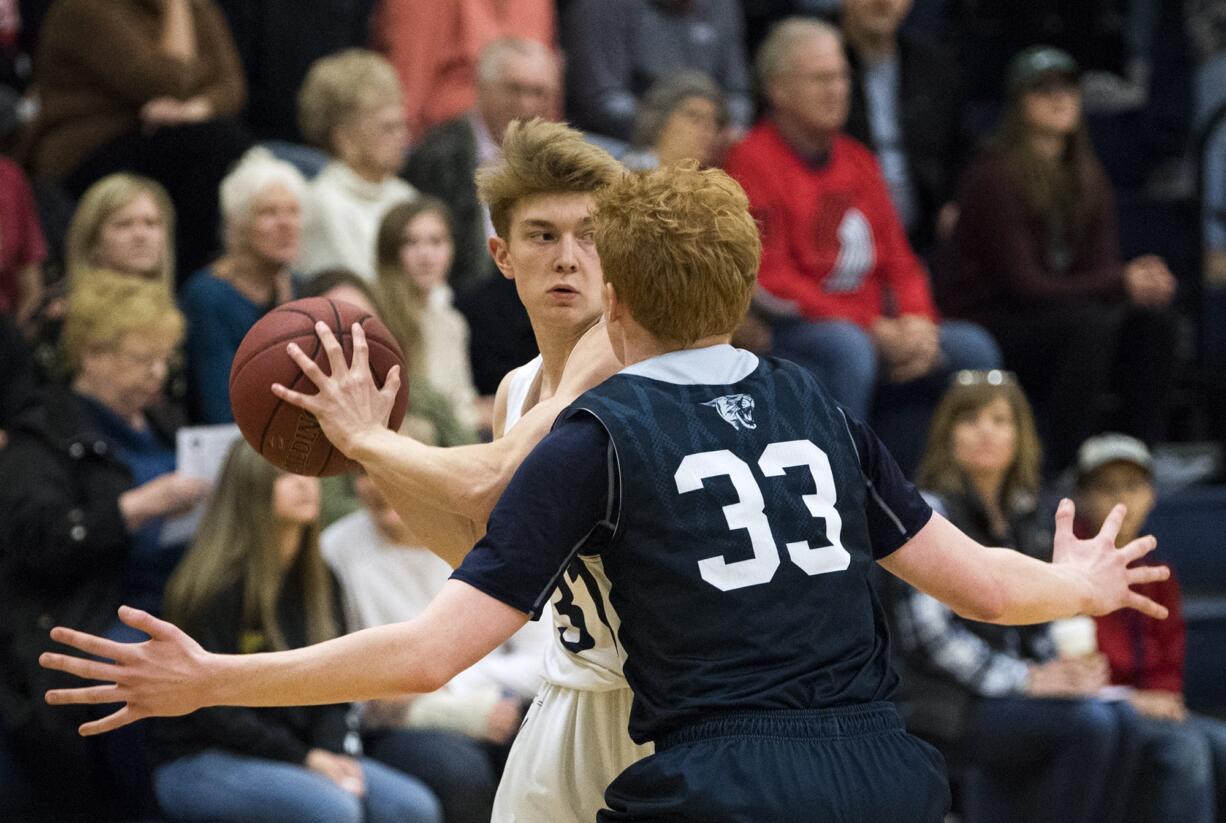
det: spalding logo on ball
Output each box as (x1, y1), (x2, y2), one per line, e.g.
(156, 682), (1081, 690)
(228, 297), (409, 476)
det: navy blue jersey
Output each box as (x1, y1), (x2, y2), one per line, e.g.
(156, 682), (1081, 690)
(453, 345), (933, 744)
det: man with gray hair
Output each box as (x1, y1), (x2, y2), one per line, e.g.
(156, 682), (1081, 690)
(406, 38), (560, 394)
(725, 17), (1000, 476)
(406, 38), (560, 292)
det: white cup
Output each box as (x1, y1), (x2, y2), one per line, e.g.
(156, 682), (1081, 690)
(1050, 616), (1099, 659)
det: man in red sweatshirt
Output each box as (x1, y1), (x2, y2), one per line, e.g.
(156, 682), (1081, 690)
(724, 17), (998, 475)
(1078, 434), (1226, 823)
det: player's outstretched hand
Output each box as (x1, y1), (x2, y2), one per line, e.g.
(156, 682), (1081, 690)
(40, 606), (212, 736)
(271, 321), (402, 457)
(1051, 499), (1170, 620)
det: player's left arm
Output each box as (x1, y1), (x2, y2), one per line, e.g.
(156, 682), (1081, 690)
(839, 409), (1169, 625)
(40, 583), (527, 736)
(879, 504), (1168, 625)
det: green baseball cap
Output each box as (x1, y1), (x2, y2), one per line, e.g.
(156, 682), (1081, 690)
(1006, 46), (1080, 95)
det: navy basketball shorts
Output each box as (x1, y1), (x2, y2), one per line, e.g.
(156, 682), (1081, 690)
(598, 702), (950, 823)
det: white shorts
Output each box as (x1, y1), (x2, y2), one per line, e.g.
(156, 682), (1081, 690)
(492, 682), (653, 823)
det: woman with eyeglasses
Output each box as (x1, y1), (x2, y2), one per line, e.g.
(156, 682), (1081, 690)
(620, 72), (729, 171)
(943, 46), (1179, 474)
(879, 370), (1145, 823)
(0, 272), (209, 817)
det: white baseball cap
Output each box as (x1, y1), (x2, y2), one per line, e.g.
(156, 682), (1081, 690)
(1076, 433), (1153, 481)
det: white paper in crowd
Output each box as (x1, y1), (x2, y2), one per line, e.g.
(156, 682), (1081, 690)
(159, 424), (242, 546)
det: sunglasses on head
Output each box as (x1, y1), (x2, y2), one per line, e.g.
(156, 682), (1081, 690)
(952, 369), (1017, 387)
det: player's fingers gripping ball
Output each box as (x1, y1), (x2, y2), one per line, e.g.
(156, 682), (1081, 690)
(229, 296), (409, 476)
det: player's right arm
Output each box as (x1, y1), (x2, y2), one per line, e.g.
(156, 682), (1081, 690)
(39, 416), (613, 736)
(271, 320), (621, 567)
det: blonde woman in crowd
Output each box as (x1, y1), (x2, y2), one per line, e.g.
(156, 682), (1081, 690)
(150, 441), (441, 823)
(180, 148), (305, 424)
(298, 49), (416, 280)
(66, 174), (177, 288)
(0, 273), (207, 817)
(374, 198), (484, 434)
(28, 174), (177, 381)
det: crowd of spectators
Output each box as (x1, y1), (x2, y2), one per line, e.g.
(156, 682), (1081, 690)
(0, 1), (1222, 821)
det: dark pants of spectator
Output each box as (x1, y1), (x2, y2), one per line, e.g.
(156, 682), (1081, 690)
(1130, 711), (1226, 823)
(0, 732), (40, 820)
(153, 749), (442, 823)
(977, 302), (1178, 475)
(1, 727), (140, 821)
(63, 119), (253, 279)
(365, 727), (498, 823)
(771, 318), (1001, 476)
(960, 697), (1141, 823)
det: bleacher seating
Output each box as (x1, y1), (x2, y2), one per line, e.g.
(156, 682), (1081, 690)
(1146, 484), (1226, 713)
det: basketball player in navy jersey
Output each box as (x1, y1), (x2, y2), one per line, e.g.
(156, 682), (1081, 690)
(42, 164), (1170, 821)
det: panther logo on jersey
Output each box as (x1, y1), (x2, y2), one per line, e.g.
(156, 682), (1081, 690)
(702, 394), (757, 430)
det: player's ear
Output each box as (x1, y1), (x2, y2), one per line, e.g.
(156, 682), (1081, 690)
(489, 236), (515, 280)
(603, 281), (619, 320)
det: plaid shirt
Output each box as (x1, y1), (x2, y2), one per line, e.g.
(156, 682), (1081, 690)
(890, 493), (1057, 697)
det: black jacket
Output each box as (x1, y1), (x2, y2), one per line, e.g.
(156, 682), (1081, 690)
(212, 0), (377, 142)
(404, 116), (493, 292)
(0, 384), (142, 770)
(845, 33), (971, 251)
(879, 483), (1056, 745)
(150, 573), (351, 767)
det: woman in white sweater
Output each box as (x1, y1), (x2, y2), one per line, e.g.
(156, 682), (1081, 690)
(297, 49), (417, 280)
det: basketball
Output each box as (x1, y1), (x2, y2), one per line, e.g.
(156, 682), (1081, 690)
(228, 297), (409, 476)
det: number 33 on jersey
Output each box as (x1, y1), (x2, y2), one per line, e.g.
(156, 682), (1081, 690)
(676, 440), (851, 591)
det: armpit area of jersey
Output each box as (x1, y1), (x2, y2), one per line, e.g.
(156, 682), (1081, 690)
(451, 414), (614, 619)
(840, 409), (934, 558)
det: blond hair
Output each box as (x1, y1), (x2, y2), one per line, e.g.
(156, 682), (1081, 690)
(594, 163), (760, 346)
(298, 48), (403, 151)
(60, 269), (184, 372)
(65, 174), (175, 288)
(165, 441), (337, 651)
(476, 118), (624, 239)
(917, 380), (1044, 505)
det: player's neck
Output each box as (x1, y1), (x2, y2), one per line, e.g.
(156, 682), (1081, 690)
(533, 318), (601, 397)
(620, 332), (732, 367)
(771, 114), (836, 161)
(216, 253), (289, 306)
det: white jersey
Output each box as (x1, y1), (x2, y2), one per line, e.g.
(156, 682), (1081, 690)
(503, 355), (629, 691)
(492, 356), (651, 823)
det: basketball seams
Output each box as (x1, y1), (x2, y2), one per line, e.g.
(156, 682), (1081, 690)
(256, 331), (325, 471)
(232, 297), (401, 477)
(228, 303), (371, 384)
(228, 307), (319, 379)
(317, 299), (344, 475)
(253, 298), (361, 476)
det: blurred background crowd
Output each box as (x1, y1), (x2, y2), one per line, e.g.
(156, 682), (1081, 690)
(0, 1), (1224, 821)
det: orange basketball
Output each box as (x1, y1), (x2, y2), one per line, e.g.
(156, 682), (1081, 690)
(228, 297), (409, 476)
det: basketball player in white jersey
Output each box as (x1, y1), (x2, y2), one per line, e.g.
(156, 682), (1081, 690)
(272, 119), (650, 822)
